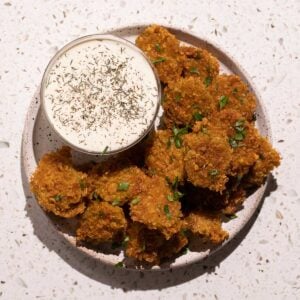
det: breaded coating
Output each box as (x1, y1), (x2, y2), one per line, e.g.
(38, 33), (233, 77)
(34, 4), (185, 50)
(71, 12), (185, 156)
(208, 75), (256, 122)
(30, 147), (87, 218)
(76, 201), (127, 243)
(88, 165), (149, 206)
(163, 77), (215, 128)
(185, 210), (229, 244)
(210, 109), (260, 176)
(125, 222), (188, 265)
(180, 46), (219, 85)
(246, 135), (281, 186)
(184, 122), (232, 192)
(136, 25), (183, 84)
(130, 176), (182, 239)
(145, 130), (185, 182)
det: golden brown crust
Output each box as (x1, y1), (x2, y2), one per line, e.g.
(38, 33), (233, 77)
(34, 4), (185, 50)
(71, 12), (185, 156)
(185, 210), (229, 244)
(180, 46), (219, 84)
(30, 147), (87, 218)
(163, 77), (215, 128)
(129, 176), (183, 239)
(208, 74), (256, 122)
(136, 24), (183, 84)
(76, 201), (127, 243)
(145, 130), (185, 182)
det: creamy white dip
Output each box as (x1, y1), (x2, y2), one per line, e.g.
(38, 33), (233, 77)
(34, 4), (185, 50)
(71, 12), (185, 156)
(42, 36), (159, 154)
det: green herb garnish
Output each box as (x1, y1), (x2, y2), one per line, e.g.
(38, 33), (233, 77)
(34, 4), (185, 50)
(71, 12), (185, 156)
(112, 199), (121, 206)
(173, 190), (184, 200)
(92, 191), (100, 201)
(204, 76), (212, 87)
(53, 194), (63, 201)
(229, 137), (238, 148)
(79, 179), (86, 190)
(131, 197), (140, 205)
(226, 214), (238, 220)
(172, 126), (189, 148)
(219, 95), (229, 109)
(152, 57), (166, 64)
(117, 182), (129, 191)
(102, 146), (109, 154)
(122, 236), (130, 247)
(154, 43), (162, 52)
(193, 111), (203, 121)
(189, 66), (200, 75)
(175, 93), (182, 102)
(208, 169), (219, 177)
(164, 204), (172, 220)
(234, 132), (245, 141)
(114, 261), (124, 268)
(167, 194), (174, 202)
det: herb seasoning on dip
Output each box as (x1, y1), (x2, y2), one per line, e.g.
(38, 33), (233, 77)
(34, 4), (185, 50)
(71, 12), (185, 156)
(41, 35), (160, 154)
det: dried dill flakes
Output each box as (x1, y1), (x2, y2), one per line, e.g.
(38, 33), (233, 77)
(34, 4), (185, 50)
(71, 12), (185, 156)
(117, 182), (129, 191)
(130, 197), (140, 205)
(154, 43), (162, 53)
(53, 194), (63, 201)
(219, 95), (229, 109)
(92, 191), (100, 201)
(101, 146), (109, 155)
(208, 169), (219, 177)
(112, 198), (121, 206)
(79, 179), (86, 190)
(193, 111), (203, 121)
(189, 66), (200, 75)
(152, 57), (166, 64)
(164, 204), (172, 220)
(114, 261), (124, 268)
(204, 76), (212, 87)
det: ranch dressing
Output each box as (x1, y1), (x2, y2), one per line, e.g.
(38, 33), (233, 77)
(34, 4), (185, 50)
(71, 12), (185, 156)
(42, 36), (160, 154)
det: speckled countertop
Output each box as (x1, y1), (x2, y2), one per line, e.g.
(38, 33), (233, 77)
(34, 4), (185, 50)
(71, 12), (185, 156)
(0, 0), (299, 299)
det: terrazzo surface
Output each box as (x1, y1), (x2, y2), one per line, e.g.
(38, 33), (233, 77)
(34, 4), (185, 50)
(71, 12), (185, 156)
(0, 0), (299, 299)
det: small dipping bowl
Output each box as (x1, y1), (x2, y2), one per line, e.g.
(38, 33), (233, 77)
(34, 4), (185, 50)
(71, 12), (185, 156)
(40, 34), (161, 155)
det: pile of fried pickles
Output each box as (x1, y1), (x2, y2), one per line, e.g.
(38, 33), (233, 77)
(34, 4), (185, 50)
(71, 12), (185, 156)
(30, 25), (280, 266)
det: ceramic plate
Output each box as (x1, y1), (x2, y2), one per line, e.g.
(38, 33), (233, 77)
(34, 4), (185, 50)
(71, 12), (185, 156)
(22, 24), (271, 269)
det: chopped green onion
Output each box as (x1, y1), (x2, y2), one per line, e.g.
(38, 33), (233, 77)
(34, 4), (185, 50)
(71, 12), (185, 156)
(234, 132), (245, 141)
(226, 214), (238, 220)
(164, 204), (172, 220)
(122, 236), (130, 247)
(53, 194), (63, 201)
(234, 119), (245, 132)
(175, 93), (182, 102)
(167, 194), (174, 202)
(204, 76), (212, 87)
(152, 57), (166, 64)
(173, 190), (184, 200)
(208, 169), (219, 177)
(219, 95), (229, 109)
(172, 176), (179, 190)
(92, 191), (100, 201)
(174, 137), (182, 148)
(79, 179), (86, 190)
(189, 66), (200, 75)
(117, 182), (129, 191)
(131, 197), (140, 205)
(182, 247), (189, 254)
(114, 261), (124, 268)
(229, 138), (238, 148)
(193, 111), (203, 121)
(112, 199), (121, 206)
(154, 43), (162, 52)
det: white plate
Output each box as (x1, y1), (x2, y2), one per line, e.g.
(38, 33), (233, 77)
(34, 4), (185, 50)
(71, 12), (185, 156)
(21, 24), (271, 269)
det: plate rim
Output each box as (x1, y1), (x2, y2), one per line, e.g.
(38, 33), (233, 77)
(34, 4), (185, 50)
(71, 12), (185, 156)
(21, 23), (271, 270)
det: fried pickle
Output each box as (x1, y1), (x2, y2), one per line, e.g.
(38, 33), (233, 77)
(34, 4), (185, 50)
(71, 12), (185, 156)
(76, 201), (127, 243)
(185, 210), (229, 244)
(208, 74), (256, 122)
(180, 46), (219, 85)
(30, 147), (87, 218)
(136, 24), (183, 84)
(163, 77), (215, 128)
(145, 130), (185, 182)
(129, 176), (182, 239)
